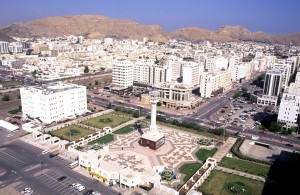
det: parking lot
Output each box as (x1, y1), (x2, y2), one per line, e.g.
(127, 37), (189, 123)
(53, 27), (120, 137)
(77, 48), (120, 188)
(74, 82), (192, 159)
(215, 96), (266, 130)
(0, 140), (117, 195)
(14, 169), (89, 195)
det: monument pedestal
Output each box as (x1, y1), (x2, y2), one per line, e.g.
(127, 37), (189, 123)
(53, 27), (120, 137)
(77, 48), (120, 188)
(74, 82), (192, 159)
(140, 130), (165, 150)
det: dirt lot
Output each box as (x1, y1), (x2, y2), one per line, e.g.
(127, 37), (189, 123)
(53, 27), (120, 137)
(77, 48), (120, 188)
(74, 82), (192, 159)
(0, 90), (21, 111)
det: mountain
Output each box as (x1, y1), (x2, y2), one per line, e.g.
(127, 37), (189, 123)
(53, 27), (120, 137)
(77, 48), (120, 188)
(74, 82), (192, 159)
(0, 15), (299, 45)
(0, 31), (15, 42)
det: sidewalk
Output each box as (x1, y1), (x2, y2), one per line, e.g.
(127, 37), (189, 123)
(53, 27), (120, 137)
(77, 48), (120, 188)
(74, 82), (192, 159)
(215, 166), (265, 182)
(213, 137), (237, 162)
(112, 116), (145, 132)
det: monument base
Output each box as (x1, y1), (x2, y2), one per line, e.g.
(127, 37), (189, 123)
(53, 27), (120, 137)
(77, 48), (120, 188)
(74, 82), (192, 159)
(140, 130), (165, 150)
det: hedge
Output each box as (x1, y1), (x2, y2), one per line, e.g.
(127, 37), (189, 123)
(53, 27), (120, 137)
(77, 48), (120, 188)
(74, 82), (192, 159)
(230, 138), (272, 165)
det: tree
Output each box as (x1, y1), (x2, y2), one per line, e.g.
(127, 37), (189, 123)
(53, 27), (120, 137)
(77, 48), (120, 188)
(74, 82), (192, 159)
(233, 92), (241, 99)
(2, 94), (10, 101)
(157, 102), (162, 106)
(269, 122), (282, 132)
(132, 111), (140, 118)
(241, 87), (248, 93)
(95, 81), (99, 85)
(107, 102), (112, 109)
(84, 66), (89, 74)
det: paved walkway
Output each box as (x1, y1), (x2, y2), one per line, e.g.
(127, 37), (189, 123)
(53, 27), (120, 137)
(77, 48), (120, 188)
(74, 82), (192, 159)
(111, 116), (145, 132)
(213, 137), (236, 162)
(215, 166), (265, 182)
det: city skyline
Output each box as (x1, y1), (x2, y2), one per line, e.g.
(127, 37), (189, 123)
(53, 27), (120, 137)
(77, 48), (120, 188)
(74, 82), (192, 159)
(1, 0), (300, 35)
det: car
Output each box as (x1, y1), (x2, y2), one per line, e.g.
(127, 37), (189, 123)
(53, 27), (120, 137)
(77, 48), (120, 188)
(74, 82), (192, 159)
(21, 187), (33, 195)
(84, 190), (94, 195)
(41, 150), (49, 155)
(77, 185), (86, 192)
(57, 176), (67, 182)
(6, 134), (13, 138)
(259, 131), (266, 134)
(285, 144), (294, 147)
(91, 192), (101, 195)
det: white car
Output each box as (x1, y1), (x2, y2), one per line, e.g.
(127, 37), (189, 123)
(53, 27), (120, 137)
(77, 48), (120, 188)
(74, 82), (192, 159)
(251, 135), (260, 141)
(21, 187), (33, 195)
(41, 150), (49, 155)
(6, 134), (13, 138)
(77, 185), (85, 192)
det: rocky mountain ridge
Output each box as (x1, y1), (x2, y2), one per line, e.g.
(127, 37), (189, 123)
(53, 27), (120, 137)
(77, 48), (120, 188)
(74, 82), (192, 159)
(0, 15), (299, 45)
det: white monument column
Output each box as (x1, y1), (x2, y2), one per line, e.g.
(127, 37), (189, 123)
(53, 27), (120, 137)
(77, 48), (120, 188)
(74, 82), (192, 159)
(149, 87), (159, 131)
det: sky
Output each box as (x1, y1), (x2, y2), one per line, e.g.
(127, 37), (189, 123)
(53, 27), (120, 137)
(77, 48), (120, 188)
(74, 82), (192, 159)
(1, 0), (299, 35)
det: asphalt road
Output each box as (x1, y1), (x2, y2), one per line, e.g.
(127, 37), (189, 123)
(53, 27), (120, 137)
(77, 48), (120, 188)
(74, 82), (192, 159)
(0, 140), (118, 195)
(87, 79), (300, 151)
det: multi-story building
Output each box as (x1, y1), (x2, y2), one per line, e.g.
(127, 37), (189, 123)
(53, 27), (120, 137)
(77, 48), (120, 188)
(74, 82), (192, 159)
(200, 70), (232, 98)
(156, 83), (201, 108)
(277, 82), (300, 129)
(20, 82), (87, 124)
(0, 41), (9, 54)
(182, 61), (200, 86)
(112, 59), (133, 88)
(257, 70), (282, 106)
(133, 59), (171, 85)
(270, 61), (292, 88)
(231, 65), (246, 83)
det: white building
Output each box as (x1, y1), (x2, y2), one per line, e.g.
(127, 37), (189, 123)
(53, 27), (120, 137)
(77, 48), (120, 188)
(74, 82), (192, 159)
(231, 65), (246, 83)
(133, 59), (171, 85)
(182, 61), (200, 86)
(270, 61), (292, 88)
(277, 72), (300, 129)
(112, 59), (133, 88)
(257, 70), (282, 106)
(20, 82), (87, 124)
(200, 70), (232, 98)
(0, 41), (9, 54)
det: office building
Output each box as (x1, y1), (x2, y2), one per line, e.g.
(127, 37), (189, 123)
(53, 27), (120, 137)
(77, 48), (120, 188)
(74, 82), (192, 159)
(20, 82), (87, 124)
(257, 70), (282, 106)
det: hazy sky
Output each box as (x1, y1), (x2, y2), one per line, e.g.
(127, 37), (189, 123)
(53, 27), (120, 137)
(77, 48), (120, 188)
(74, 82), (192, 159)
(1, 0), (299, 35)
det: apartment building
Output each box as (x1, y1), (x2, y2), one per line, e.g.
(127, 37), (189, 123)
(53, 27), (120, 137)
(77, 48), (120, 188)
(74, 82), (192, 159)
(277, 82), (300, 129)
(182, 61), (200, 86)
(20, 83), (87, 124)
(200, 70), (232, 98)
(0, 41), (9, 54)
(112, 59), (133, 88)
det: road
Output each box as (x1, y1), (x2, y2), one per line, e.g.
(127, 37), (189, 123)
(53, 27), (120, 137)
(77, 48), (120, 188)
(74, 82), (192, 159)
(0, 140), (118, 195)
(87, 79), (300, 151)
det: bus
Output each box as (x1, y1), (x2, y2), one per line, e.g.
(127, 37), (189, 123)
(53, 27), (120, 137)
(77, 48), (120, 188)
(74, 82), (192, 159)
(69, 161), (79, 169)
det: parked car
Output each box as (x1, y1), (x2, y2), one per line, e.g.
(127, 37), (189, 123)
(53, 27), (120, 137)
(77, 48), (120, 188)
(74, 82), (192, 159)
(285, 144), (294, 147)
(57, 176), (67, 182)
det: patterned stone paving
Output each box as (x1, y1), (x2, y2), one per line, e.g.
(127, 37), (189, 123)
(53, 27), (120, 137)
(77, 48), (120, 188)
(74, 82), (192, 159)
(105, 126), (208, 172)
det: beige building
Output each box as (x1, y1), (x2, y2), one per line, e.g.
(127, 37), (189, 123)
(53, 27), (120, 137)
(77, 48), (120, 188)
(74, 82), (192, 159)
(156, 83), (201, 108)
(200, 70), (232, 98)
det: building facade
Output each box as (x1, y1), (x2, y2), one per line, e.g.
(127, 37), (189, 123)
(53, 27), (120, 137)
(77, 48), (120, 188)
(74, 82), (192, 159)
(20, 82), (87, 124)
(112, 59), (133, 88)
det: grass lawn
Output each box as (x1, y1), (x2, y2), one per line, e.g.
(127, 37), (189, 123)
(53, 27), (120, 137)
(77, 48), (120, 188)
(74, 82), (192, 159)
(50, 125), (95, 141)
(0, 81), (22, 87)
(198, 170), (264, 195)
(88, 134), (114, 145)
(82, 111), (132, 129)
(179, 163), (202, 181)
(156, 120), (226, 140)
(114, 125), (134, 134)
(219, 157), (270, 178)
(196, 148), (218, 161)
(8, 108), (21, 114)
